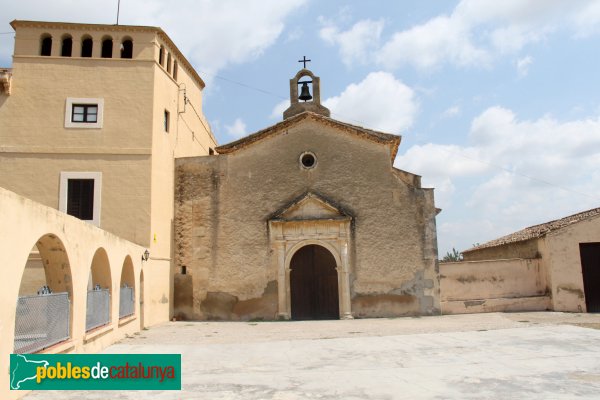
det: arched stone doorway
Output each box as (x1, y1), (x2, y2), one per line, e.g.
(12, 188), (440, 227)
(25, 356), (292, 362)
(290, 245), (340, 320)
(269, 192), (354, 320)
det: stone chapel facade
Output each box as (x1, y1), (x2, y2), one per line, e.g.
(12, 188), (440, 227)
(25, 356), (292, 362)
(174, 69), (441, 320)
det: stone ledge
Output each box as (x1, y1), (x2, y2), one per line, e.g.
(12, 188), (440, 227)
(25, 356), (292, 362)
(37, 340), (75, 354)
(441, 295), (551, 315)
(118, 315), (137, 327)
(83, 324), (114, 343)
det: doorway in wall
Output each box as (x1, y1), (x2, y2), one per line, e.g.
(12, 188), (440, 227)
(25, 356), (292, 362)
(580, 242), (600, 312)
(290, 245), (340, 320)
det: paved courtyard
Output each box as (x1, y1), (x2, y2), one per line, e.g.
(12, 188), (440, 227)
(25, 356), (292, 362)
(25, 312), (600, 399)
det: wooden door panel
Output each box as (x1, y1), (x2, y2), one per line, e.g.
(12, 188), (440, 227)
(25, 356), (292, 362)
(290, 245), (339, 320)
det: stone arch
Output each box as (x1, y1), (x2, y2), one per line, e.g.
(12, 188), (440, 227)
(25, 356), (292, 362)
(40, 34), (52, 56)
(81, 35), (93, 57)
(61, 34), (72, 57)
(120, 37), (133, 59)
(285, 239), (342, 271)
(14, 233), (73, 352)
(118, 255), (135, 318)
(89, 248), (111, 292)
(279, 238), (352, 319)
(289, 243), (340, 320)
(29, 234), (73, 297)
(101, 36), (113, 58)
(120, 255), (135, 288)
(86, 248), (112, 330)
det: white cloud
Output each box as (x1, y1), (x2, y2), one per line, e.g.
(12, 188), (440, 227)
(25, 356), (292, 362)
(372, 0), (600, 70)
(269, 72), (418, 133)
(0, 0), (306, 80)
(323, 72), (418, 133)
(319, 18), (385, 66)
(441, 105), (461, 118)
(516, 55), (533, 76)
(270, 100), (289, 120)
(224, 118), (247, 138)
(396, 106), (600, 253)
(377, 15), (490, 70)
(572, 1), (600, 37)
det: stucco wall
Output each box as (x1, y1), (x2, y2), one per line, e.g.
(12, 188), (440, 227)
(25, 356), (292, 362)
(544, 215), (600, 312)
(174, 118), (439, 320)
(0, 23), (216, 254)
(440, 258), (550, 314)
(462, 239), (540, 261)
(0, 187), (171, 400)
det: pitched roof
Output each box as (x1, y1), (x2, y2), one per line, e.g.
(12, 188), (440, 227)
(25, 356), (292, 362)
(215, 112), (401, 162)
(463, 206), (600, 253)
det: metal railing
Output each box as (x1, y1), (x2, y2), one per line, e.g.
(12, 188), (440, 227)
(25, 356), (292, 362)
(14, 292), (70, 354)
(86, 288), (110, 331)
(119, 286), (134, 318)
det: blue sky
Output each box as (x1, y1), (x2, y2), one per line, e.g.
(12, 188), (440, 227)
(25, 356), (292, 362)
(2, 1), (600, 256)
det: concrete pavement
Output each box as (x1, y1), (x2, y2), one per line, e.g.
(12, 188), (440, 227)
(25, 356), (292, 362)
(24, 312), (600, 399)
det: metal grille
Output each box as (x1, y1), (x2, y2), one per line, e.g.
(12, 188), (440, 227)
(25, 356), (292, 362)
(86, 289), (110, 331)
(119, 286), (134, 318)
(14, 292), (70, 354)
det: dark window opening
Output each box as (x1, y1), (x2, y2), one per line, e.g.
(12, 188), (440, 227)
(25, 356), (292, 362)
(40, 36), (52, 56)
(81, 38), (93, 57)
(209, 148), (215, 155)
(167, 53), (172, 73)
(181, 266), (187, 275)
(101, 39), (113, 58)
(173, 61), (178, 80)
(61, 37), (72, 57)
(67, 179), (94, 220)
(159, 46), (165, 66)
(121, 39), (133, 58)
(164, 110), (170, 132)
(301, 153), (316, 169)
(72, 104), (98, 123)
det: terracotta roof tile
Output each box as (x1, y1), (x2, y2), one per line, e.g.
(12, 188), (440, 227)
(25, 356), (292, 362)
(463, 206), (600, 253)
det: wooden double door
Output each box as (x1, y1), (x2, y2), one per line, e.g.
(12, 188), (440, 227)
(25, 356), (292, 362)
(290, 245), (340, 320)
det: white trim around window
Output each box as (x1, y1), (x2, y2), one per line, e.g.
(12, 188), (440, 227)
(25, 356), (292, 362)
(65, 98), (104, 129)
(59, 172), (102, 226)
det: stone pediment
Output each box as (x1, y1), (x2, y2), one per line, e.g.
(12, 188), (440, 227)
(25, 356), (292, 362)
(216, 112), (401, 162)
(271, 192), (350, 221)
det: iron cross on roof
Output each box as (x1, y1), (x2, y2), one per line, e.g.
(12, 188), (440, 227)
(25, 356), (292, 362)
(298, 56), (311, 69)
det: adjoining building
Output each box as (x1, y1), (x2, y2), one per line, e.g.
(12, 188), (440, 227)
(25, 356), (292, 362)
(441, 207), (600, 314)
(174, 69), (441, 320)
(0, 20), (217, 322)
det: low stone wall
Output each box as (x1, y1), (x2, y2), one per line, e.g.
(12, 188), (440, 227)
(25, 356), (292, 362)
(440, 258), (550, 314)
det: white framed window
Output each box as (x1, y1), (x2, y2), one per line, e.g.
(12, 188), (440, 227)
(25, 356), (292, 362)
(65, 98), (104, 129)
(59, 172), (102, 226)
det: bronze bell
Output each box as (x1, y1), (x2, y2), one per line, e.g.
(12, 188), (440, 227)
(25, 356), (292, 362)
(298, 82), (313, 101)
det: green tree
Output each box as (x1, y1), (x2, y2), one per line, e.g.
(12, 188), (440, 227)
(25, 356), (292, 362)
(441, 247), (463, 262)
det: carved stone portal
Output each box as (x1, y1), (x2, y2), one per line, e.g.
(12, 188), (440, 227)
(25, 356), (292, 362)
(268, 192), (353, 319)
